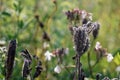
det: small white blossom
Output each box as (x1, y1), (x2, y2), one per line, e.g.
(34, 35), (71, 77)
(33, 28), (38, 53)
(43, 42), (50, 48)
(81, 10), (87, 19)
(84, 77), (89, 80)
(95, 41), (102, 50)
(107, 53), (113, 62)
(44, 51), (54, 61)
(54, 65), (61, 73)
(115, 66), (120, 72)
(88, 13), (92, 20)
(0, 46), (7, 53)
(0, 40), (6, 45)
(64, 48), (69, 55)
(73, 46), (75, 50)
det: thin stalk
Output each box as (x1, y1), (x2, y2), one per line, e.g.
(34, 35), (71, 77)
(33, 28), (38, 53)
(78, 54), (81, 80)
(73, 56), (77, 80)
(88, 51), (93, 77)
(73, 54), (81, 80)
(92, 58), (100, 68)
(64, 66), (72, 74)
(46, 1), (57, 33)
(30, 74), (34, 80)
(87, 40), (95, 77)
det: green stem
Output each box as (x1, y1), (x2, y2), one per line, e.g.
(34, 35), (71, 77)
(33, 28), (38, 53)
(46, 1), (57, 32)
(87, 40), (95, 77)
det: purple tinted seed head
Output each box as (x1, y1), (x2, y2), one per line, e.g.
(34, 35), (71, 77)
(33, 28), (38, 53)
(73, 27), (89, 56)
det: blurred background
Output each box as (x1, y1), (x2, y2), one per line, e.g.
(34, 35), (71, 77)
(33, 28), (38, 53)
(0, 0), (120, 80)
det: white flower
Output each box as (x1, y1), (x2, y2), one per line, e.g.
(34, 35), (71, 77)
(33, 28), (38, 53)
(0, 40), (6, 46)
(54, 65), (61, 73)
(81, 10), (87, 19)
(64, 48), (69, 55)
(84, 77), (89, 80)
(115, 66), (120, 72)
(95, 41), (102, 50)
(88, 13), (92, 20)
(107, 53), (113, 62)
(44, 51), (54, 61)
(0, 46), (7, 53)
(43, 42), (50, 48)
(73, 46), (75, 50)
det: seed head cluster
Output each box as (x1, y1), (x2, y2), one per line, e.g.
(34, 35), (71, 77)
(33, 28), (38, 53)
(73, 27), (90, 56)
(66, 8), (100, 56)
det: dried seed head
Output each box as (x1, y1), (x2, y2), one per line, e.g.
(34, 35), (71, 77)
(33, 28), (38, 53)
(33, 60), (42, 79)
(6, 40), (16, 80)
(92, 22), (100, 39)
(22, 59), (32, 78)
(65, 9), (92, 23)
(39, 22), (44, 29)
(65, 10), (74, 21)
(52, 48), (69, 56)
(42, 31), (50, 41)
(96, 73), (102, 80)
(33, 55), (39, 60)
(73, 27), (89, 56)
(52, 0), (57, 4)
(82, 18), (88, 24)
(21, 49), (32, 61)
(34, 14), (39, 21)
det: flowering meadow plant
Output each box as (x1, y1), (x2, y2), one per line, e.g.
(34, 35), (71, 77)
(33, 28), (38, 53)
(0, 0), (120, 80)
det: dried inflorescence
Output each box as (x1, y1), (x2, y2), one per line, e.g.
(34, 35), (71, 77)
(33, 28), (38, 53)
(33, 61), (42, 79)
(21, 49), (32, 78)
(21, 49), (42, 79)
(73, 27), (90, 56)
(65, 8), (101, 80)
(21, 49), (32, 61)
(42, 31), (50, 42)
(94, 41), (113, 62)
(66, 8), (101, 56)
(22, 59), (32, 78)
(52, 48), (69, 57)
(51, 48), (69, 74)
(92, 22), (100, 39)
(5, 40), (16, 80)
(65, 8), (92, 23)
(34, 14), (44, 29)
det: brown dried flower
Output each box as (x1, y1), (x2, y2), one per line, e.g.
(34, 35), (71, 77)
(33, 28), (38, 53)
(22, 59), (32, 78)
(5, 40), (16, 80)
(73, 27), (90, 56)
(33, 60), (42, 79)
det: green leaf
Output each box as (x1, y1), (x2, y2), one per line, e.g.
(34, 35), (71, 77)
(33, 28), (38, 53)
(18, 20), (24, 28)
(114, 52), (120, 65)
(1, 11), (11, 17)
(13, 2), (18, 11)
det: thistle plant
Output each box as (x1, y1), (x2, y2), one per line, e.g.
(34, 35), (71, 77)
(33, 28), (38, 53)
(65, 8), (100, 80)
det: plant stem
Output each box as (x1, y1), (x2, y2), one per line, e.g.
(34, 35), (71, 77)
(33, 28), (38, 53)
(77, 54), (81, 80)
(87, 40), (95, 77)
(92, 59), (100, 68)
(73, 54), (81, 80)
(88, 51), (93, 77)
(46, 0), (57, 33)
